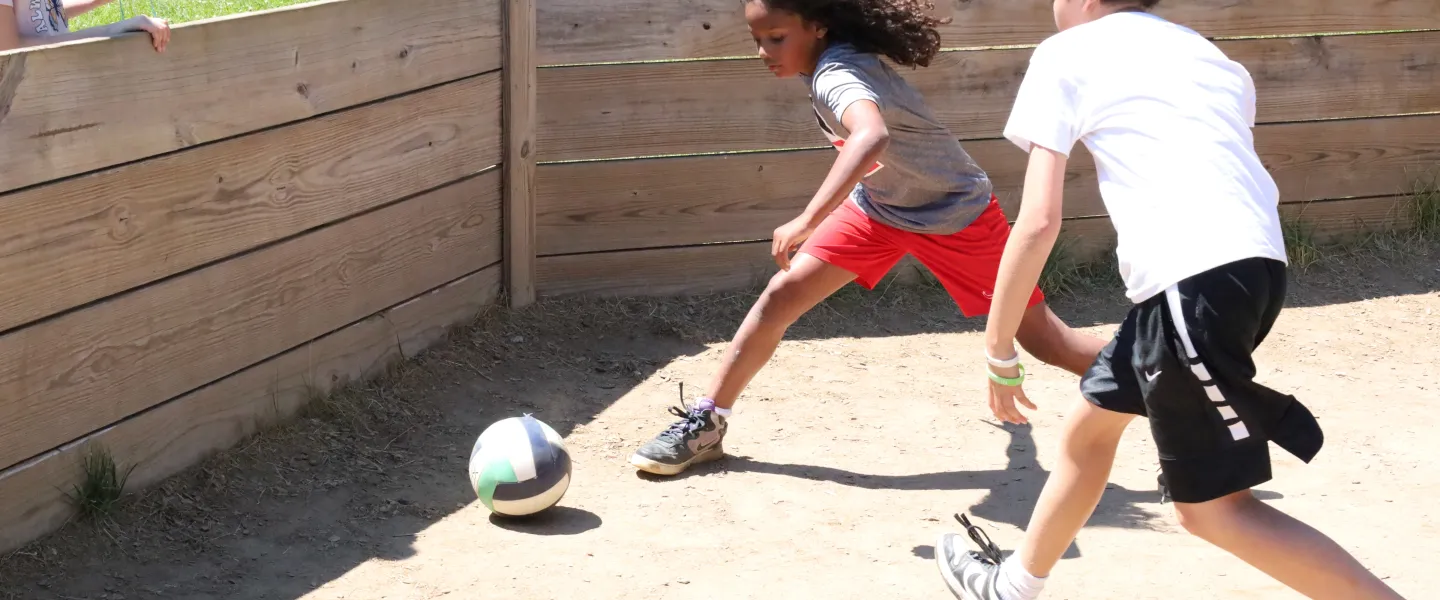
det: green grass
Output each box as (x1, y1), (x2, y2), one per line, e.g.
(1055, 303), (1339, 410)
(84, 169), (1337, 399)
(66, 445), (134, 522)
(70, 0), (314, 29)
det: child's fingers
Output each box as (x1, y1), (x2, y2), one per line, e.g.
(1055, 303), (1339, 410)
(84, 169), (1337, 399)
(1016, 388), (1037, 411)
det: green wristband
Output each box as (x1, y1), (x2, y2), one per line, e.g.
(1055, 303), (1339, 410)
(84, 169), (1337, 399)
(987, 364), (1026, 387)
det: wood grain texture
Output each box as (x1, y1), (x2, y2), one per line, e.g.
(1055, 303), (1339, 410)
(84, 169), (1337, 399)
(535, 113), (1440, 255)
(0, 170), (502, 472)
(504, 0), (539, 307)
(535, 217), (1117, 298)
(536, 194), (1412, 298)
(537, 0), (1440, 64)
(0, 72), (502, 334)
(1280, 195), (1419, 242)
(537, 31), (1440, 162)
(1260, 116), (1440, 202)
(0, 0), (502, 194)
(0, 265), (501, 554)
(535, 141), (1102, 255)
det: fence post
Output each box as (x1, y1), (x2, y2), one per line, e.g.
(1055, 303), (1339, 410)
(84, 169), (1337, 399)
(503, 0), (537, 307)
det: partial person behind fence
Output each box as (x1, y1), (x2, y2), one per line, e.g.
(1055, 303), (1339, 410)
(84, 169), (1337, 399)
(0, 0), (168, 52)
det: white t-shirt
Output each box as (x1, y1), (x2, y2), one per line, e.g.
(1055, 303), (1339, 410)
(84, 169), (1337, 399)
(1, 0), (70, 38)
(1003, 11), (1286, 304)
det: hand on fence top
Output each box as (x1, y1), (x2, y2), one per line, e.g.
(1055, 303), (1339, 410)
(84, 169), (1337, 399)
(119, 14), (169, 52)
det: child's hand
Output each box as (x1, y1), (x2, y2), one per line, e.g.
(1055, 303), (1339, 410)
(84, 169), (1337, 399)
(986, 365), (1037, 425)
(121, 15), (170, 52)
(771, 217), (816, 271)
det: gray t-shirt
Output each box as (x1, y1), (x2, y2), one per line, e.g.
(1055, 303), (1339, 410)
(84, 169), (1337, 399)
(2, 0), (69, 38)
(805, 43), (993, 235)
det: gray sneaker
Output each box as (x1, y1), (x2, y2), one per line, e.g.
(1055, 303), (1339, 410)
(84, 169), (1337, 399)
(629, 402), (727, 476)
(936, 514), (1009, 600)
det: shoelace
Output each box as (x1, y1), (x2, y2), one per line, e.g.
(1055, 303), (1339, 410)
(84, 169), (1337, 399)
(657, 382), (708, 442)
(954, 513), (1005, 565)
(658, 404), (707, 440)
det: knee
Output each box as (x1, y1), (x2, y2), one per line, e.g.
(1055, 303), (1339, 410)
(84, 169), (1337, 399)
(1173, 491), (1254, 541)
(753, 272), (811, 327)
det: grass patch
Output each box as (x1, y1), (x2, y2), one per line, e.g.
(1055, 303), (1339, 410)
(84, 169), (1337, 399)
(1413, 172), (1440, 238)
(66, 445), (134, 522)
(1282, 216), (1326, 273)
(70, 0), (313, 29)
(1039, 236), (1120, 299)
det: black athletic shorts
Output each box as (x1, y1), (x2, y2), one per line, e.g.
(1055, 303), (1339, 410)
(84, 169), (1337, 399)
(1080, 257), (1325, 504)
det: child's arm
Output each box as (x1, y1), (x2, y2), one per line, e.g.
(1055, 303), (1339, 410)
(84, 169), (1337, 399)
(771, 99), (890, 270)
(983, 145), (1066, 424)
(0, 5), (169, 52)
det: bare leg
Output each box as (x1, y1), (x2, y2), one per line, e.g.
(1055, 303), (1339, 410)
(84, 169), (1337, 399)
(1174, 491), (1405, 599)
(1014, 302), (1107, 377)
(705, 252), (857, 410)
(1016, 397), (1135, 578)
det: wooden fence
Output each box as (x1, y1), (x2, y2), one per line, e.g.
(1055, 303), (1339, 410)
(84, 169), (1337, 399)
(0, 0), (509, 551)
(1, 0), (1438, 553)
(531, 0), (1440, 297)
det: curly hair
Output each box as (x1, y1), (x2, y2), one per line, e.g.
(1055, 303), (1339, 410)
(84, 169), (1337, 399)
(753, 0), (950, 68)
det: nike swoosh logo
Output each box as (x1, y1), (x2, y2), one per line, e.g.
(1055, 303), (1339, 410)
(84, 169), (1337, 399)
(1146, 370), (1162, 382)
(695, 439), (719, 453)
(964, 571), (985, 596)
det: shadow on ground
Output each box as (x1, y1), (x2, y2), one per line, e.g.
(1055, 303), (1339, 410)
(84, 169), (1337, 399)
(0, 242), (1428, 599)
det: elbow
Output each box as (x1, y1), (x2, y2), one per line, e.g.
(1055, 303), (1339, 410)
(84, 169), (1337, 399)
(1015, 215), (1062, 243)
(853, 127), (890, 155)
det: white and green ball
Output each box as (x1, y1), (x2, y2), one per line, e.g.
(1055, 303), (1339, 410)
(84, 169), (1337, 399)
(468, 415), (571, 517)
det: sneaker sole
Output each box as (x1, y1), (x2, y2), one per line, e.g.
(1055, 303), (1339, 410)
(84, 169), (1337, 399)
(934, 533), (977, 600)
(628, 447), (723, 476)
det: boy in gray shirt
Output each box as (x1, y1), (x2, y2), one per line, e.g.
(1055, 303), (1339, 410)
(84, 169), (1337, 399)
(630, 0), (1106, 478)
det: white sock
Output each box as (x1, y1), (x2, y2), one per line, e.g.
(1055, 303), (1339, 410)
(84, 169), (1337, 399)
(996, 556), (1046, 600)
(697, 397), (732, 417)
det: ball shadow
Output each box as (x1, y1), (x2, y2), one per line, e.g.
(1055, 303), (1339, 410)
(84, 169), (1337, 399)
(487, 505), (602, 536)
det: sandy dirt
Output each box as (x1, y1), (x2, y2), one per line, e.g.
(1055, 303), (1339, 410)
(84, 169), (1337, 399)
(1, 245), (1437, 600)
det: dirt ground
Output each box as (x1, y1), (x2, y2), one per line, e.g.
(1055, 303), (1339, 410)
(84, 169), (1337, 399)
(2, 243), (1437, 600)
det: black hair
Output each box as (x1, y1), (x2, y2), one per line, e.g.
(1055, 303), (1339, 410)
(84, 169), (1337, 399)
(752, 0), (950, 68)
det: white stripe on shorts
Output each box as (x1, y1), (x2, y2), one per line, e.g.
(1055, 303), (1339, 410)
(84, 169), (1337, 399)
(1165, 285), (1249, 441)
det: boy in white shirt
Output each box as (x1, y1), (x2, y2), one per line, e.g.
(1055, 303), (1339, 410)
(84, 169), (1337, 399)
(934, 1), (1405, 599)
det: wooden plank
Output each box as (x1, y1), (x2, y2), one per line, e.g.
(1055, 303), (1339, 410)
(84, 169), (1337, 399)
(0, 72), (502, 335)
(535, 218), (1115, 297)
(0, 0), (502, 194)
(537, 195), (1416, 298)
(535, 141), (1103, 255)
(0, 170), (503, 472)
(537, 31), (1440, 162)
(0, 264), (501, 554)
(504, 0), (539, 307)
(537, 0), (1440, 64)
(1280, 195), (1418, 242)
(535, 113), (1440, 255)
(1261, 116), (1440, 202)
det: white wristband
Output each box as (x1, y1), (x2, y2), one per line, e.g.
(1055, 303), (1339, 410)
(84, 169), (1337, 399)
(986, 351), (1020, 368)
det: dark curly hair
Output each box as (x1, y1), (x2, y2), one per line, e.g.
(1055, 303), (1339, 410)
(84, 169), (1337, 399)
(752, 0), (950, 68)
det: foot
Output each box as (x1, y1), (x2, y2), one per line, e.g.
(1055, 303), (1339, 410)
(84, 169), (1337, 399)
(936, 514), (1009, 600)
(629, 402), (727, 476)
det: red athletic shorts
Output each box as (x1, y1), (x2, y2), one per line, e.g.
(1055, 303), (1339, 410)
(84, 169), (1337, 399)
(798, 196), (1046, 317)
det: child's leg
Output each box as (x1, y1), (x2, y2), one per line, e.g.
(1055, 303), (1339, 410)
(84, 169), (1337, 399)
(630, 201), (906, 476)
(1014, 302), (1107, 377)
(938, 314), (1146, 600)
(704, 252), (858, 409)
(1173, 491), (1404, 599)
(905, 197), (1106, 377)
(1012, 396), (1134, 578)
